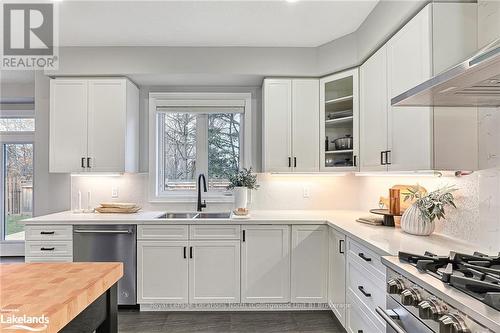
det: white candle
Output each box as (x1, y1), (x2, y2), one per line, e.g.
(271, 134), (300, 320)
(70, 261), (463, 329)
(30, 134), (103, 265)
(78, 190), (82, 211)
(87, 190), (92, 211)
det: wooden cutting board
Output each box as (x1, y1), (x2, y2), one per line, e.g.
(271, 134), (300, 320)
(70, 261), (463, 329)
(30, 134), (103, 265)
(99, 202), (138, 209)
(95, 206), (141, 214)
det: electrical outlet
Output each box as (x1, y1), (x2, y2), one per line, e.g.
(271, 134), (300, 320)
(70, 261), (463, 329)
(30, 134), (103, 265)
(111, 187), (119, 198)
(303, 186), (310, 198)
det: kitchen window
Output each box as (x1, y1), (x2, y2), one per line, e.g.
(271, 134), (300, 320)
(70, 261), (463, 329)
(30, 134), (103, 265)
(149, 93), (252, 201)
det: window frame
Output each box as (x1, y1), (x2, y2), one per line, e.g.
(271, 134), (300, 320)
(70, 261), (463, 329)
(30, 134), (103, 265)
(149, 92), (252, 202)
(0, 108), (35, 256)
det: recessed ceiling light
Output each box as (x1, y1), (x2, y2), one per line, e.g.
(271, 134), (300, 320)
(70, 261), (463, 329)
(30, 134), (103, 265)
(286, 0), (299, 3)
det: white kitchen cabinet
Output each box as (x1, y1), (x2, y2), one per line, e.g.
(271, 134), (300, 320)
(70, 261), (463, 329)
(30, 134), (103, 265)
(360, 46), (388, 172)
(320, 69), (359, 172)
(241, 225), (290, 303)
(137, 241), (189, 304)
(49, 78), (139, 173)
(189, 240), (240, 303)
(291, 225), (328, 303)
(49, 80), (88, 173)
(263, 78), (319, 172)
(360, 2), (478, 172)
(386, 5), (433, 171)
(328, 228), (346, 326)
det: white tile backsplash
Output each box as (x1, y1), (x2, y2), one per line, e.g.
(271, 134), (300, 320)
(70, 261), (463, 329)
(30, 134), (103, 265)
(71, 169), (500, 252)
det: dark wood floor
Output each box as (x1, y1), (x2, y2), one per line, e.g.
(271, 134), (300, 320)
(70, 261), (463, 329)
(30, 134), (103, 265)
(118, 310), (345, 333)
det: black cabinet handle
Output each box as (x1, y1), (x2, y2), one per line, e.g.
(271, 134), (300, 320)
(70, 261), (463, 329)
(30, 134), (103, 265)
(294, 157), (297, 168)
(242, 230), (246, 242)
(380, 151), (386, 165)
(183, 246), (187, 259)
(81, 157), (86, 168)
(358, 252), (372, 262)
(288, 157), (291, 167)
(189, 246), (193, 259)
(87, 157), (91, 168)
(358, 286), (372, 297)
(40, 231), (55, 235)
(353, 155), (357, 167)
(339, 239), (344, 254)
(385, 150), (392, 165)
(40, 247), (55, 251)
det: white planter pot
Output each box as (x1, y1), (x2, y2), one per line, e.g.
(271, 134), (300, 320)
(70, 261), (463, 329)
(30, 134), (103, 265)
(400, 204), (435, 236)
(233, 187), (248, 209)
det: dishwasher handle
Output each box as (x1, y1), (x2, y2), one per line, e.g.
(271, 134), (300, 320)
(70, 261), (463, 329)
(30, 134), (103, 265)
(74, 229), (133, 234)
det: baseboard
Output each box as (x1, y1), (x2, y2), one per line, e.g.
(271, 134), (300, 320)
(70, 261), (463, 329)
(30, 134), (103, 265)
(139, 303), (329, 312)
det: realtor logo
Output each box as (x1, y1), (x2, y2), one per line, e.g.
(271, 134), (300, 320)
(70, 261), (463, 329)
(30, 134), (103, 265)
(1, 2), (58, 69)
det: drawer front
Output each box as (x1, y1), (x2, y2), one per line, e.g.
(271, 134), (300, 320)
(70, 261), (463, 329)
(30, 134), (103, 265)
(25, 225), (72, 241)
(138, 225), (188, 240)
(25, 241), (73, 257)
(190, 225), (241, 240)
(25, 256), (73, 263)
(347, 289), (384, 333)
(347, 257), (385, 316)
(347, 237), (385, 281)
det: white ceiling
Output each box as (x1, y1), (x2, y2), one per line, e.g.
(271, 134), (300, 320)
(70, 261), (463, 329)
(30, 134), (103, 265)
(59, 0), (379, 47)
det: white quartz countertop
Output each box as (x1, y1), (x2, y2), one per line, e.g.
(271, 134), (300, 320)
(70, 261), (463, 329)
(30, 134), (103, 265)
(24, 209), (490, 257)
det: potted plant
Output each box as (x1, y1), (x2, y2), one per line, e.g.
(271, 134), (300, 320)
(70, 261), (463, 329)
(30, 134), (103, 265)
(227, 168), (258, 209)
(401, 185), (457, 236)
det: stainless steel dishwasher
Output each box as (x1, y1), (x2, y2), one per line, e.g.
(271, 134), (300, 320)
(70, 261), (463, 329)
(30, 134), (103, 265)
(73, 225), (136, 305)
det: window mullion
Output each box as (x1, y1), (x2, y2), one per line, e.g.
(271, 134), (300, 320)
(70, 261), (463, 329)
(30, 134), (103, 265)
(195, 115), (209, 180)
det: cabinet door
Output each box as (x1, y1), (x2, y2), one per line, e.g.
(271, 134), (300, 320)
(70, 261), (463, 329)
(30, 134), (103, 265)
(263, 79), (292, 172)
(137, 241), (188, 303)
(291, 225), (328, 303)
(241, 225), (290, 303)
(292, 79), (320, 172)
(49, 79), (88, 173)
(387, 5), (433, 171)
(320, 69), (359, 172)
(87, 80), (127, 172)
(360, 46), (388, 172)
(328, 228), (346, 326)
(189, 240), (240, 303)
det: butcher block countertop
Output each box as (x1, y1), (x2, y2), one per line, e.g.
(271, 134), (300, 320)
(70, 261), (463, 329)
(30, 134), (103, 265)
(0, 262), (123, 333)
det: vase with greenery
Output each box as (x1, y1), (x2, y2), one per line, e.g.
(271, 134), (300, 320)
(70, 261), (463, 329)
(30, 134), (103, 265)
(401, 185), (457, 236)
(227, 168), (258, 209)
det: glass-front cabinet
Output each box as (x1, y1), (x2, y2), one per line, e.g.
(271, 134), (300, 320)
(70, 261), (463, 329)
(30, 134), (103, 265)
(319, 68), (359, 172)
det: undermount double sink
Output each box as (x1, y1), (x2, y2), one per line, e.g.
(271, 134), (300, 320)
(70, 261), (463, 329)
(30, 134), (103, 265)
(156, 212), (232, 219)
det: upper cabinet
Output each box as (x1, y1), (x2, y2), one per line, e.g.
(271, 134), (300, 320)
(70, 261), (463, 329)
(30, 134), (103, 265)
(320, 69), (359, 172)
(263, 78), (319, 173)
(360, 2), (478, 172)
(50, 78), (139, 173)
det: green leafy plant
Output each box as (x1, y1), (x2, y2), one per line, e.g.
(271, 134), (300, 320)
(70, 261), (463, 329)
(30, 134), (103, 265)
(404, 185), (457, 223)
(227, 168), (259, 190)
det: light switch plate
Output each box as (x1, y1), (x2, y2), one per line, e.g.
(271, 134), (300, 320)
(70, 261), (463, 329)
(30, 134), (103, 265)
(303, 186), (310, 198)
(111, 187), (119, 198)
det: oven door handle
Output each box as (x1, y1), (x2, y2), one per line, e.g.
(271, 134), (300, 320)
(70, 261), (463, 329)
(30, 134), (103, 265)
(376, 307), (407, 333)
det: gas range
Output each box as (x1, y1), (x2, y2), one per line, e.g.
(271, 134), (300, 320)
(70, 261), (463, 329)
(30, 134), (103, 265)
(398, 251), (500, 311)
(380, 252), (500, 333)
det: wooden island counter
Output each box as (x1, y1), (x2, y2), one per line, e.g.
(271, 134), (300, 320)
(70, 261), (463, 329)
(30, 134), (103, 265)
(0, 262), (123, 333)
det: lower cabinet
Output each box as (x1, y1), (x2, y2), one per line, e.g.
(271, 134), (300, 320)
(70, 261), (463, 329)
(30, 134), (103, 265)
(189, 240), (240, 303)
(291, 225), (328, 303)
(137, 241), (189, 303)
(137, 225), (241, 304)
(328, 228), (347, 326)
(241, 225), (291, 303)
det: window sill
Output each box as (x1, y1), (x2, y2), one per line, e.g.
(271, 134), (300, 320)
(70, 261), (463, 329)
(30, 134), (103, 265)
(149, 195), (235, 204)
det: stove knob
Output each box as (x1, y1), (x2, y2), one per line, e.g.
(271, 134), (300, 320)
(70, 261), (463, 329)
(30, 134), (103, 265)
(438, 314), (471, 333)
(387, 278), (404, 294)
(418, 299), (446, 321)
(400, 288), (422, 306)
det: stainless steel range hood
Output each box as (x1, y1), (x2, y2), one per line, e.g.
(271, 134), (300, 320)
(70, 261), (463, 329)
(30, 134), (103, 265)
(391, 38), (500, 107)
